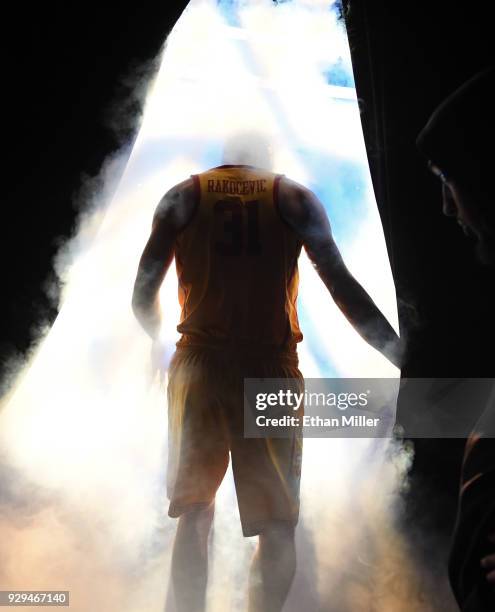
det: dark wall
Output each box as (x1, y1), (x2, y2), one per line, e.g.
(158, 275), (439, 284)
(345, 0), (495, 539)
(1, 1), (186, 369)
(347, 0), (495, 377)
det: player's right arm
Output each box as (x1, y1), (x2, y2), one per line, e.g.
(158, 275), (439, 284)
(278, 177), (404, 369)
(132, 178), (196, 339)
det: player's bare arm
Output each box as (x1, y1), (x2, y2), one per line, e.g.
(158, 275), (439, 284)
(278, 177), (404, 368)
(481, 532), (495, 585)
(132, 178), (196, 339)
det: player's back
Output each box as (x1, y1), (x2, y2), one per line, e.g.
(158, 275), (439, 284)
(175, 165), (303, 352)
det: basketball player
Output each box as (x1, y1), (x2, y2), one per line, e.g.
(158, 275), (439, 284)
(132, 133), (402, 612)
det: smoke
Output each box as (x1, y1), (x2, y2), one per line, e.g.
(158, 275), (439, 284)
(222, 130), (274, 169)
(102, 53), (165, 147)
(0, 1), (456, 611)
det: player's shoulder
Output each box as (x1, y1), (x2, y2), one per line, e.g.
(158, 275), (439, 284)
(278, 176), (320, 228)
(153, 177), (197, 231)
(163, 177), (196, 203)
(278, 175), (309, 194)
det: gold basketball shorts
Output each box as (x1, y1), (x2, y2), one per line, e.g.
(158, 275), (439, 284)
(166, 345), (303, 537)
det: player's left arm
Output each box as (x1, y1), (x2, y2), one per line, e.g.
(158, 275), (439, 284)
(278, 177), (404, 368)
(481, 533), (495, 585)
(132, 178), (196, 339)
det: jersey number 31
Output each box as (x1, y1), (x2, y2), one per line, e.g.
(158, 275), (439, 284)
(214, 197), (261, 256)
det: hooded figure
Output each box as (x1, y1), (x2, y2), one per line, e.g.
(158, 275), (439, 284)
(417, 67), (495, 265)
(418, 68), (495, 611)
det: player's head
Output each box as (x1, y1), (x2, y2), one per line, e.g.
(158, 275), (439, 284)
(222, 130), (274, 170)
(417, 68), (495, 265)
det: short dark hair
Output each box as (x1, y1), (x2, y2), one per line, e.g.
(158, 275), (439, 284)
(417, 68), (495, 209)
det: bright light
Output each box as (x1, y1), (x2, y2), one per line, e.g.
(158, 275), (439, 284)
(0, 2), (414, 611)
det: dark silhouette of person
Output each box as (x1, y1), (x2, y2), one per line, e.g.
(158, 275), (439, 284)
(132, 132), (402, 612)
(417, 67), (495, 611)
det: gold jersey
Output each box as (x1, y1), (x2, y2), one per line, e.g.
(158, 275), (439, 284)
(174, 165), (303, 352)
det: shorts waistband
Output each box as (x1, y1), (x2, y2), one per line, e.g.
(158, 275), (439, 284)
(175, 337), (299, 364)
